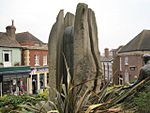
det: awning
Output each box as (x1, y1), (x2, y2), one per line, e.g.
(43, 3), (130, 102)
(0, 66), (31, 79)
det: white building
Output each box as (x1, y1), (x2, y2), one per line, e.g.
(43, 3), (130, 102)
(101, 48), (113, 83)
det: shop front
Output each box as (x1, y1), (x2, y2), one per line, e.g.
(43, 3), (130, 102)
(0, 66), (30, 96)
(29, 66), (49, 94)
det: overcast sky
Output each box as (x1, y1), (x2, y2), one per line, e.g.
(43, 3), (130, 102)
(1, 0), (150, 53)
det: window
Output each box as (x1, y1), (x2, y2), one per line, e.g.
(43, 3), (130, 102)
(124, 57), (128, 65)
(3, 51), (12, 67)
(4, 53), (9, 62)
(32, 75), (37, 94)
(130, 66), (136, 71)
(120, 57), (122, 71)
(119, 75), (123, 85)
(40, 74), (44, 89)
(104, 62), (108, 70)
(47, 73), (49, 86)
(43, 55), (47, 66)
(34, 55), (39, 66)
(109, 63), (112, 71)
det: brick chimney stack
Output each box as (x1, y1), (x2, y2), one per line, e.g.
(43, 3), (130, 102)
(6, 20), (16, 40)
(104, 48), (109, 57)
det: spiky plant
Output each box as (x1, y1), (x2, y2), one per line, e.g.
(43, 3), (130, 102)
(18, 76), (150, 113)
(18, 54), (94, 113)
(18, 53), (150, 113)
(85, 76), (150, 113)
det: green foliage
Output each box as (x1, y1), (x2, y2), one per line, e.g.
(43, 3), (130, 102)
(18, 77), (150, 113)
(20, 74), (92, 113)
(85, 76), (150, 113)
(0, 93), (47, 113)
(120, 77), (150, 113)
(36, 88), (49, 100)
(134, 92), (150, 113)
(19, 108), (33, 113)
(18, 76), (150, 113)
(18, 74), (150, 113)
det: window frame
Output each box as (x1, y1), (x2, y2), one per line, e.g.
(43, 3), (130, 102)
(43, 55), (47, 66)
(34, 55), (39, 66)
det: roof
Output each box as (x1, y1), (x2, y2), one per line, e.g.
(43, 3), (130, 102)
(119, 30), (150, 53)
(0, 32), (3, 37)
(16, 32), (43, 45)
(0, 32), (21, 48)
(101, 56), (113, 62)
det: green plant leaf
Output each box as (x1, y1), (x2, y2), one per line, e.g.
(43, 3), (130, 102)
(19, 104), (42, 113)
(47, 110), (59, 113)
(75, 89), (90, 113)
(85, 103), (102, 113)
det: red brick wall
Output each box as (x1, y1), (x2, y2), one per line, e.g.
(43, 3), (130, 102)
(113, 56), (120, 84)
(120, 54), (143, 83)
(129, 55), (143, 81)
(29, 49), (48, 66)
(22, 50), (25, 65)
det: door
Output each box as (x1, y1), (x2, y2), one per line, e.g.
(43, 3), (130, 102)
(3, 51), (12, 67)
(32, 75), (37, 94)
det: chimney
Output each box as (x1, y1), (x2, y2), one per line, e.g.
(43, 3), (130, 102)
(104, 48), (109, 57)
(6, 20), (16, 40)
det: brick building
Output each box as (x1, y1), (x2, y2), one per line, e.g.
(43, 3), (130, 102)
(16, 32), (48, 94)
(111, 46), (123, 85)
(118, 30), (150, 84)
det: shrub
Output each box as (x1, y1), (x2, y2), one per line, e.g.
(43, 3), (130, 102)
(0, 93), (47, 113)
(134, 92), (150, 113)
(36, 88), (48, 100)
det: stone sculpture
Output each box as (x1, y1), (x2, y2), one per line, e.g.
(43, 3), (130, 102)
(48, 3), (102, 99)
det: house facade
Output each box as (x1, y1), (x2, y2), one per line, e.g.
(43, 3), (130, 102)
(118, 53), (143, 84)
(101, 48), (113, 83)
(0, 21), (30, 96)
(111, 46), (123, 85)
(118, 30), (150, 84)
(0, 47), (21, 67)
(16, 32), (48, 94)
